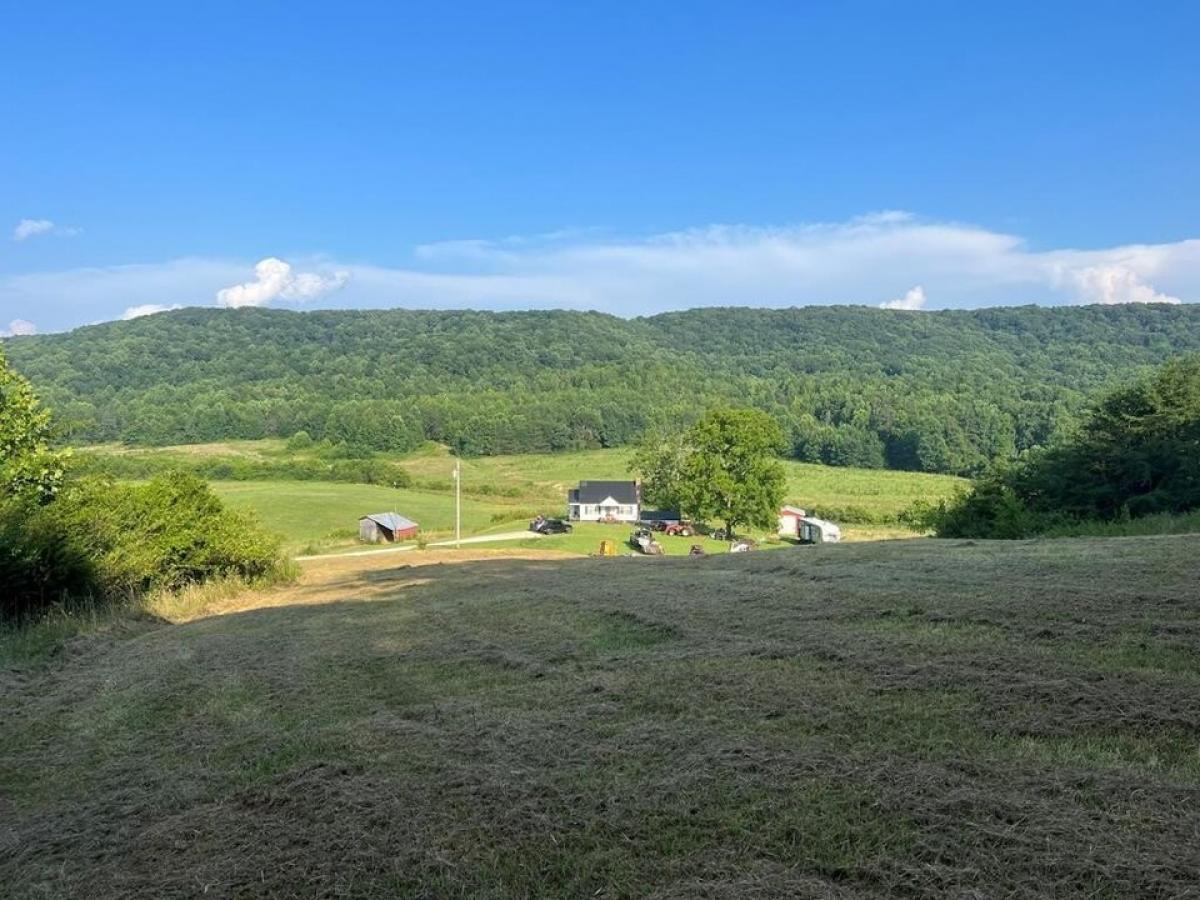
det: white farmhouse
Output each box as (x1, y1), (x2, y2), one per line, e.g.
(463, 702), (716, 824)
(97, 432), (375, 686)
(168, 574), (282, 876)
(567, 480), (641, 523)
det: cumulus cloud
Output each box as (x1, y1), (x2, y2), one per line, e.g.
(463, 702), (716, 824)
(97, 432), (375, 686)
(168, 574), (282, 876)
(880, 286), (927, 310)
(1057, 264), (1181, 305)
(13, 219), (81, 241)
(215, 257), (350, 308)
(122, 303), (183, 320)
(0, 319), (38, 337)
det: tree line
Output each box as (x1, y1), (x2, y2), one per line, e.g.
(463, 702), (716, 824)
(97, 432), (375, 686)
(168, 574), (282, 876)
(925, 355), (1200, 537)
(7, 303), (1200, 475)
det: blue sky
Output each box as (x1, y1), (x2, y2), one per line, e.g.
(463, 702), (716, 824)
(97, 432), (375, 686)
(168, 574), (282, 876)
(2, 0), (1198, 333)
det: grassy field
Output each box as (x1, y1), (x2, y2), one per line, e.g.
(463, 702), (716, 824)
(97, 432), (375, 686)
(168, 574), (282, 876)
(91, 441), (966, 553)
(2, 536), (1198, 896)
(210, 481), (528, 553)
(396, 443), (965, 521)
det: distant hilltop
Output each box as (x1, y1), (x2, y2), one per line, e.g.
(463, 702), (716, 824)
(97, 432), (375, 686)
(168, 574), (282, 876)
(7, 303), (1200, 477)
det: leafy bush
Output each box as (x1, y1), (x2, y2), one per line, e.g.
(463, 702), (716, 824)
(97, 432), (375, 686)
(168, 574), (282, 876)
(2, 472), (288, 619)
(75, 449), (413, 488)
(921, 479), (1049, 539)
(51, 473), (286, 594)
(0, 499), (98, 619)
(806, 504), (882, 525)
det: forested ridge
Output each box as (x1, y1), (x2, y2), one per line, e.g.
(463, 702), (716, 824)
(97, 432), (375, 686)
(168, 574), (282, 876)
(7, 303), (1200, 475)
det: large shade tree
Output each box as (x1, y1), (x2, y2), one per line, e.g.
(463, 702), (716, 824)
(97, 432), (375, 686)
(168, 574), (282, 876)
(634, 408), (786, 537)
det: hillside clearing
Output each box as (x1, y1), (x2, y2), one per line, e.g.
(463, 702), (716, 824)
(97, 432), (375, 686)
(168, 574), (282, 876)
(3, 536), (1198, 897)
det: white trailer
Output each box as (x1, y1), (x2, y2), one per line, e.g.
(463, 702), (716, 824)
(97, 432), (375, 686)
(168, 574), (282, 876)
(798, 516), (841, 544)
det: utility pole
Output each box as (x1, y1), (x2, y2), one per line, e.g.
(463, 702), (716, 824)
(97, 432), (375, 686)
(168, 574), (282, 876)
(454, 458), (461, 549)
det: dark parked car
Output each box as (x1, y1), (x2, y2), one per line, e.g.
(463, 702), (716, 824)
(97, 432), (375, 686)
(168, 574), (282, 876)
(530, 515), (573, 535)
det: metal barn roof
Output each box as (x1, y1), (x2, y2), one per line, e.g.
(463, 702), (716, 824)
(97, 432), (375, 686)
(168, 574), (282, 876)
(360, 512), (418, 532)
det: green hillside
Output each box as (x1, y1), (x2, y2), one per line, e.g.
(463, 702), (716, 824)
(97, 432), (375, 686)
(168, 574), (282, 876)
(9, 303), (1200, 474)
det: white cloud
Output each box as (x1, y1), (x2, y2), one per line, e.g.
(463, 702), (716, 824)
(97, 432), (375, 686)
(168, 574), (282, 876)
(1056, 264), (1181, 305)
(1, 215), (1196, 331)
(880, 285), (927, 310)
(122, 303), (183, 320)
(13, 219), (55, 241)
(215, 257), (350, 308)
(0, 319), (38, 337)
(13, 219), (81, 241)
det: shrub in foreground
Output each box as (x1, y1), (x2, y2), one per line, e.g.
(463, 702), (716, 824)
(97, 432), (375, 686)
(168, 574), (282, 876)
(55, 473), (286, 594)
(1, 472), (287, 619)
(0, 499), (98, 619)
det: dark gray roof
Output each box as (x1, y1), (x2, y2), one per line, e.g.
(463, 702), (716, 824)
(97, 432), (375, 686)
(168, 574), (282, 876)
(640, 509), (680, 521)
(569, 480), (639, 504)
(360, 512), (418, 532)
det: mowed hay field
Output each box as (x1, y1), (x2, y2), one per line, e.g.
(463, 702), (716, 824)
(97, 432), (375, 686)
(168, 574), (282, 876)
(3, 537), (1199, 897)
(209, 481), (525, 553)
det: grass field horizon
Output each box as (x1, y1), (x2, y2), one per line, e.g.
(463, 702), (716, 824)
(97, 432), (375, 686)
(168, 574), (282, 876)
(4, 535), (1198, 896)
(85, 440), (967, 553)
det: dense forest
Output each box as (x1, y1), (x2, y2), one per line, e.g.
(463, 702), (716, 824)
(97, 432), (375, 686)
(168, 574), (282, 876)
(930, 355), (1200, 537)
(6, 303), (1200, 476)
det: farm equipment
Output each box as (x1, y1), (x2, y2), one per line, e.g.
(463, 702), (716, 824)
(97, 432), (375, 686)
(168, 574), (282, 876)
(729, 539), (756, 553)
(663, 522), (694, 537)
(596, 539), (618, 557)
(628, 528), (664, 555)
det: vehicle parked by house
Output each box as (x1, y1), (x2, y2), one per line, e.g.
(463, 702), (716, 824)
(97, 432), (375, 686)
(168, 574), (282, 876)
(663, 522), (695, 537)
(639, 509), (681, 530)
(530, 515), (573, 535)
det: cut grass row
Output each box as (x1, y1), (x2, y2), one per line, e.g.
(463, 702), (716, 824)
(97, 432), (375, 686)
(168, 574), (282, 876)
(4, 536), (1198, 896)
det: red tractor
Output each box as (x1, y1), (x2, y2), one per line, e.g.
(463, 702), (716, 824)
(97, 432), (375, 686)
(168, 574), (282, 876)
(663, 522), (695, 537)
